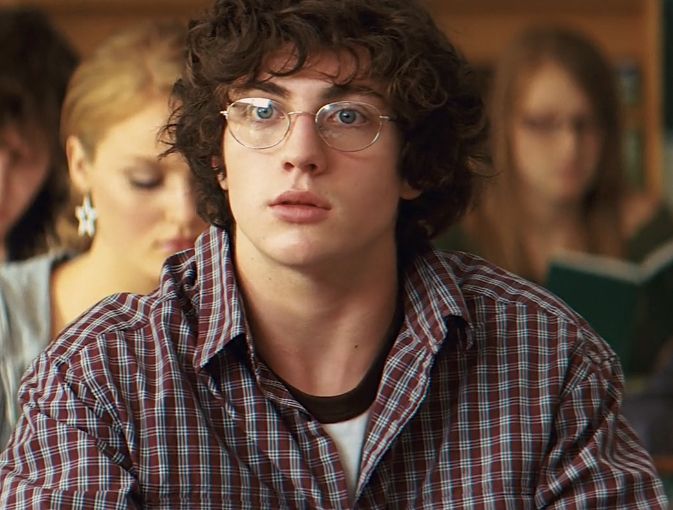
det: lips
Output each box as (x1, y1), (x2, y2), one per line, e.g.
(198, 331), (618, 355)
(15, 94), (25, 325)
(270, 190), (331, 209)
(269, 190), (331, 223)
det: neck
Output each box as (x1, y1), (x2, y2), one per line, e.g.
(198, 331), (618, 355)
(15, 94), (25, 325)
(50, 241), (159, 338)
(234, 236), (401, 396)
(81, 241), (158, 295)
(519, 190), (585, 236)
(518, 192), (586, 245)
(514, 191), (590, 282)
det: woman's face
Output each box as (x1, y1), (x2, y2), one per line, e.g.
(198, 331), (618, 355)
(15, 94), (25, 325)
(510, 62), (604, 205)
(0, 124), (50, 259)
(77, 98), (207, 286)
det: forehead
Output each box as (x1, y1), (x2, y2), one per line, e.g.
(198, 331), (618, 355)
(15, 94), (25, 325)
(517, 62), (592, 114)
(233, 47), (385, 96)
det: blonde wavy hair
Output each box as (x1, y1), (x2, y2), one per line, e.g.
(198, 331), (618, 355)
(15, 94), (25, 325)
(57, 20), (187, 250)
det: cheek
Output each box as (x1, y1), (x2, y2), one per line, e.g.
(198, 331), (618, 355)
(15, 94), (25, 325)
(512, 132), (546, 179)
(95, 191), (163, 238)
(8, 164), (49, 217)
(29, 162), (50, 190)
(345, 156), (404, 212)
(18, 158), (49, 191)
(226, 174), (265, 224)
(222, 143), (269, 210)
(585, 137), (603, 169)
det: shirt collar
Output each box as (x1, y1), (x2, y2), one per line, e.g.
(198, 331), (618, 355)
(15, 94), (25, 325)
(191, 228), (474, 369)
(400, 247), (475, 352)
(193, 226), (247, 369)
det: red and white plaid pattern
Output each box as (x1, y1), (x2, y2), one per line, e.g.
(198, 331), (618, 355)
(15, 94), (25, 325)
(0, 227), (667, 509)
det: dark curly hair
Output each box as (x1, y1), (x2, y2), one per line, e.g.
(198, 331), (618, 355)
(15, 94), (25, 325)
(169, 0), (487, 260)
(0, 7), (78, 260)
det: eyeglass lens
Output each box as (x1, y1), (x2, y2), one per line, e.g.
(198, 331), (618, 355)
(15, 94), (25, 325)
(225, 98), (387, 152)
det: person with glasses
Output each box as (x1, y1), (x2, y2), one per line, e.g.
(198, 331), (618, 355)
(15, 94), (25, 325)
(0, 1), (666, 508)
(435, 27), (673, 286)
(220, 99), (393, 152)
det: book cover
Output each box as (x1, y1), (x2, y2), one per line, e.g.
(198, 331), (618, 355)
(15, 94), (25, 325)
(546, 240), (673, 375)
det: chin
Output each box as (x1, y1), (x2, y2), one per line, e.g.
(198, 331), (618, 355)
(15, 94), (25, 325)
(270, 249), (325, 269)
(265, 240), (336, 270)
(552, 190), (586, 206)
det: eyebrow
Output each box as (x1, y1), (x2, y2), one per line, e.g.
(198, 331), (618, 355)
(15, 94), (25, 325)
(231, 80), (386, 103)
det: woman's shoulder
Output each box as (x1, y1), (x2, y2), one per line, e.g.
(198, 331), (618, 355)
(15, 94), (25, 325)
(1, 253), (57, 288)
(0, 253), (65, 365)
(0, 252), (72, 330)
(0, 252), (68, 292)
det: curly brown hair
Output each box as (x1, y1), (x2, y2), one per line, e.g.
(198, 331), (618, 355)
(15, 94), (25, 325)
(168, 0), (487, 259)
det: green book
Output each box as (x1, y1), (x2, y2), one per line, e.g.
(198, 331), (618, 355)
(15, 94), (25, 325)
(547, 240), (673, 375)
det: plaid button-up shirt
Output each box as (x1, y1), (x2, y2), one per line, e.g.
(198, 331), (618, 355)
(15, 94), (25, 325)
(0, 227), (667, 509)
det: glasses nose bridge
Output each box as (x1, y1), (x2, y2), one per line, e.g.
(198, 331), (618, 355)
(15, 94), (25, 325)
(283, 109), (321, 141)
(286, 109), (319, 126)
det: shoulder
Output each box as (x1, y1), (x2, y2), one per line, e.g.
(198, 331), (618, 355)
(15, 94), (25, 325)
(47, 249), (199, 366)
(435, 248), (576, 317)
(0, 254), (65, 440)
(0, 253), (64, 342)
(431, 249), (617, 369)
(10, 249), (203, 427)
(0, 252), (60, 288)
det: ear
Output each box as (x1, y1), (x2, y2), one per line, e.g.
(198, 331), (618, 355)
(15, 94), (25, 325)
(66, 135), (92, 194)
(400, 180), (422, 200)
(212, 155), (227, 190)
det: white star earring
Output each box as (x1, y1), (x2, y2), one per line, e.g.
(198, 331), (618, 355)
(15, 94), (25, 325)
(75, 193), (97, 238)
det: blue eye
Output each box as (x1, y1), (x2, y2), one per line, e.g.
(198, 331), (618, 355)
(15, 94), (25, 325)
(337, 109), (358, 124)
(255, 105), (274, 120)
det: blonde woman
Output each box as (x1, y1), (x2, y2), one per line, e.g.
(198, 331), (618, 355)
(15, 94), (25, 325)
(0, 21), (207, 446)
(436, 27), (673, 284)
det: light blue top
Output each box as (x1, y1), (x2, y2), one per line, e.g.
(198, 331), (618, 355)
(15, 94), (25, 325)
(0, 252), (64, 447)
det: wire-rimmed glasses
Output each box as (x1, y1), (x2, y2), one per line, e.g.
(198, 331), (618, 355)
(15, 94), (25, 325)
(219, 98), (394, 152)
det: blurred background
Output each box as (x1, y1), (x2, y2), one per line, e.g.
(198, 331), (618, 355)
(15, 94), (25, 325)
(2, 0), (670, 205)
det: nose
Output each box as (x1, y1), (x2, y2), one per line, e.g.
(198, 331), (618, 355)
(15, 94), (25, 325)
(557, 124), (582, 161)
(281, 113), (327, 175)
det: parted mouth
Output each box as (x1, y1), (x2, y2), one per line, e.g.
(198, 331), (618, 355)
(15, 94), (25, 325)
(270, 190), (331, 209)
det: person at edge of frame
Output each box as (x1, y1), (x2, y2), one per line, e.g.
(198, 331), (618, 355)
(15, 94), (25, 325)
(0, 0), (667, 508)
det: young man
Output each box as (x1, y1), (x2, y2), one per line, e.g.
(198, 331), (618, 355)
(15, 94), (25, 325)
(0, 0), (667, 508)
